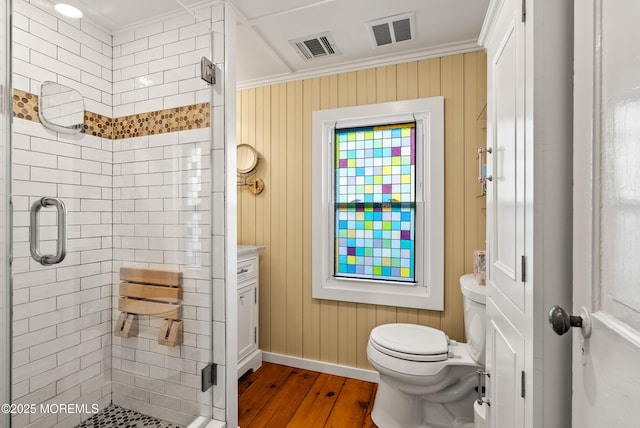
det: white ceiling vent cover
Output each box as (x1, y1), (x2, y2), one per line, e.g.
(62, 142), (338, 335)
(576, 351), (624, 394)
(290, 32), (340, 61)
(368, 12), (416, 48)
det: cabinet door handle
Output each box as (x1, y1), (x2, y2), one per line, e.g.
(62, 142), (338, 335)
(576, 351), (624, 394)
(478, 147), (493, 183)
(237, 268), (249, 275)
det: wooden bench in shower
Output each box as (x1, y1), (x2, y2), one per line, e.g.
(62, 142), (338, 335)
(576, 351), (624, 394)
(114, 267), (183, 347)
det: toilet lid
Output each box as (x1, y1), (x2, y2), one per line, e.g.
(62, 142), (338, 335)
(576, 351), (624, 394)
(370, 323), (449, 362)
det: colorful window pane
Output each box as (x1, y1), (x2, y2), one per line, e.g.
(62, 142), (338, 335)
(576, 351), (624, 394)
(334, 123), (416, 283)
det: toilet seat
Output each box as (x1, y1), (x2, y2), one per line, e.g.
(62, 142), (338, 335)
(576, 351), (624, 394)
(369, 323), (449, 362)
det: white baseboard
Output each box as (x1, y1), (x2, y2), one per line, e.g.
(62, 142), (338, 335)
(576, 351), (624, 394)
(261, 352), (379, 383)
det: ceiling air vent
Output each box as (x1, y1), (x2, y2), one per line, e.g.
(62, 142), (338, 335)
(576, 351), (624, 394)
(290, 32), (339, 61)
(368, 12), (415, 48)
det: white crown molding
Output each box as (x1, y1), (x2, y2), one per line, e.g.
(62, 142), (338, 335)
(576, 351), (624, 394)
(478, 0), (505, 47)
(237, 39), (484, 90)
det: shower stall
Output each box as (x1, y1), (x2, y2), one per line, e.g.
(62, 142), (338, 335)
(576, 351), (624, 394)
(1, 0), (238, 426)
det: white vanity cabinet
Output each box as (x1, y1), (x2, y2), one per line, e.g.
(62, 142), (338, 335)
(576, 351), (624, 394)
(237, 245), (263, 378)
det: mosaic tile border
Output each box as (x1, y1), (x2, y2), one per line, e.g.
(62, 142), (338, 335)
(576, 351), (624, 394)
(84, 111), (113, 139)
(12, 89), (40, 123)
(113, 103), (210, 139)
(12, 89), (210, 139)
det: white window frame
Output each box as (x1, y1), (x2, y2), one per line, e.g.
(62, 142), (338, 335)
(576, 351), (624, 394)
(311, 97), (444, 310)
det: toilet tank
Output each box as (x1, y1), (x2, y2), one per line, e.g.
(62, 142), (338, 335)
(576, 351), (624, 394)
(460, 274), (487, 364)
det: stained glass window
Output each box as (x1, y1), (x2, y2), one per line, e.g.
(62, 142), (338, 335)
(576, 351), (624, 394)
(334, 122), (416, 283)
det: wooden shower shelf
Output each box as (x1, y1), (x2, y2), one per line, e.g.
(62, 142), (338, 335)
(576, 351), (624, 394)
(119, 282), (182, 303)
(115, 267), (183, 346)
(119, 267), (182, 286)
(118, 297), (182, 320)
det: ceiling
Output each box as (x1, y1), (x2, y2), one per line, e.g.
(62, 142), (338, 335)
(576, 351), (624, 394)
(46, 0), (490, 88)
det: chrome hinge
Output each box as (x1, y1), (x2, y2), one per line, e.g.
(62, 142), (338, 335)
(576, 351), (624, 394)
(521, 370), (526, 398)
(477, 369), (491, 406)
(200, 56), (215, 85)
(201, 363), (217, 392)
(521, 255), (527, 283)
(522, 0), (526, 22)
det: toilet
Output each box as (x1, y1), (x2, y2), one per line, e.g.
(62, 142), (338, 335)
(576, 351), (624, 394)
(367, 274), (486, 428)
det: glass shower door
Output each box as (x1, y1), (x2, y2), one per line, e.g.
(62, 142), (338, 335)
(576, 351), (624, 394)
(1, 0), (11, 426)
(9, 0), (221, 426)
(109, 5), (217, 423)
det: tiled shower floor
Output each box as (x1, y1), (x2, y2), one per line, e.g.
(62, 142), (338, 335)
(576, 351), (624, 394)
(76, 404), (182, 428)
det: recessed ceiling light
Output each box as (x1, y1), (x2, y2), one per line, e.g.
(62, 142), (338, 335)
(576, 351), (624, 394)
(54, 4), (83, 19)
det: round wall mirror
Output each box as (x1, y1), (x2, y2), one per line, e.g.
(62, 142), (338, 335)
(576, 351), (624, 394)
(237, 144), (259, 175)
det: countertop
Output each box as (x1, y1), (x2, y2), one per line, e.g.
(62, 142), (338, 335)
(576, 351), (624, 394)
(237, 245), (265, 257)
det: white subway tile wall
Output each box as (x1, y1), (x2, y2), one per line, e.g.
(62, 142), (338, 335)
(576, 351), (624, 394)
(111, 10), (212, 119)
(12, 118), (113, 428)
(11, 0), (228, 427)
(110, 127), (214, 425)
(12, 0), (113, 118)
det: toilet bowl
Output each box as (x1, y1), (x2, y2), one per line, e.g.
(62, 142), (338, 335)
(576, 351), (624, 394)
(367, 274), (486, 428)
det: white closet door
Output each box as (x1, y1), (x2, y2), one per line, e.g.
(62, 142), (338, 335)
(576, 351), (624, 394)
(486, 0), (526, 313)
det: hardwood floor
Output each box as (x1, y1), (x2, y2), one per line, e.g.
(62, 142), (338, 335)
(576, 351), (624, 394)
(238, 362), (379, 428)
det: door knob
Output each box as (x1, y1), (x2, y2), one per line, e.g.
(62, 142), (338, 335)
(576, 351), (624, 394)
(548, 305), (592, 338)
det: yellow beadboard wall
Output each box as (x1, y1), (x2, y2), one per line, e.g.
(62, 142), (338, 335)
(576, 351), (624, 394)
(237, 51), (487, 369)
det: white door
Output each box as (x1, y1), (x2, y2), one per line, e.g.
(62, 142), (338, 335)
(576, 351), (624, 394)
(486, 300), (524, 428)
(572, 0), (640, 425)
(486, 0), (526, 314)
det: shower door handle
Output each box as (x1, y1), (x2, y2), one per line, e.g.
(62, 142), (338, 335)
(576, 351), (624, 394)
(30, 197), (67, 265)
